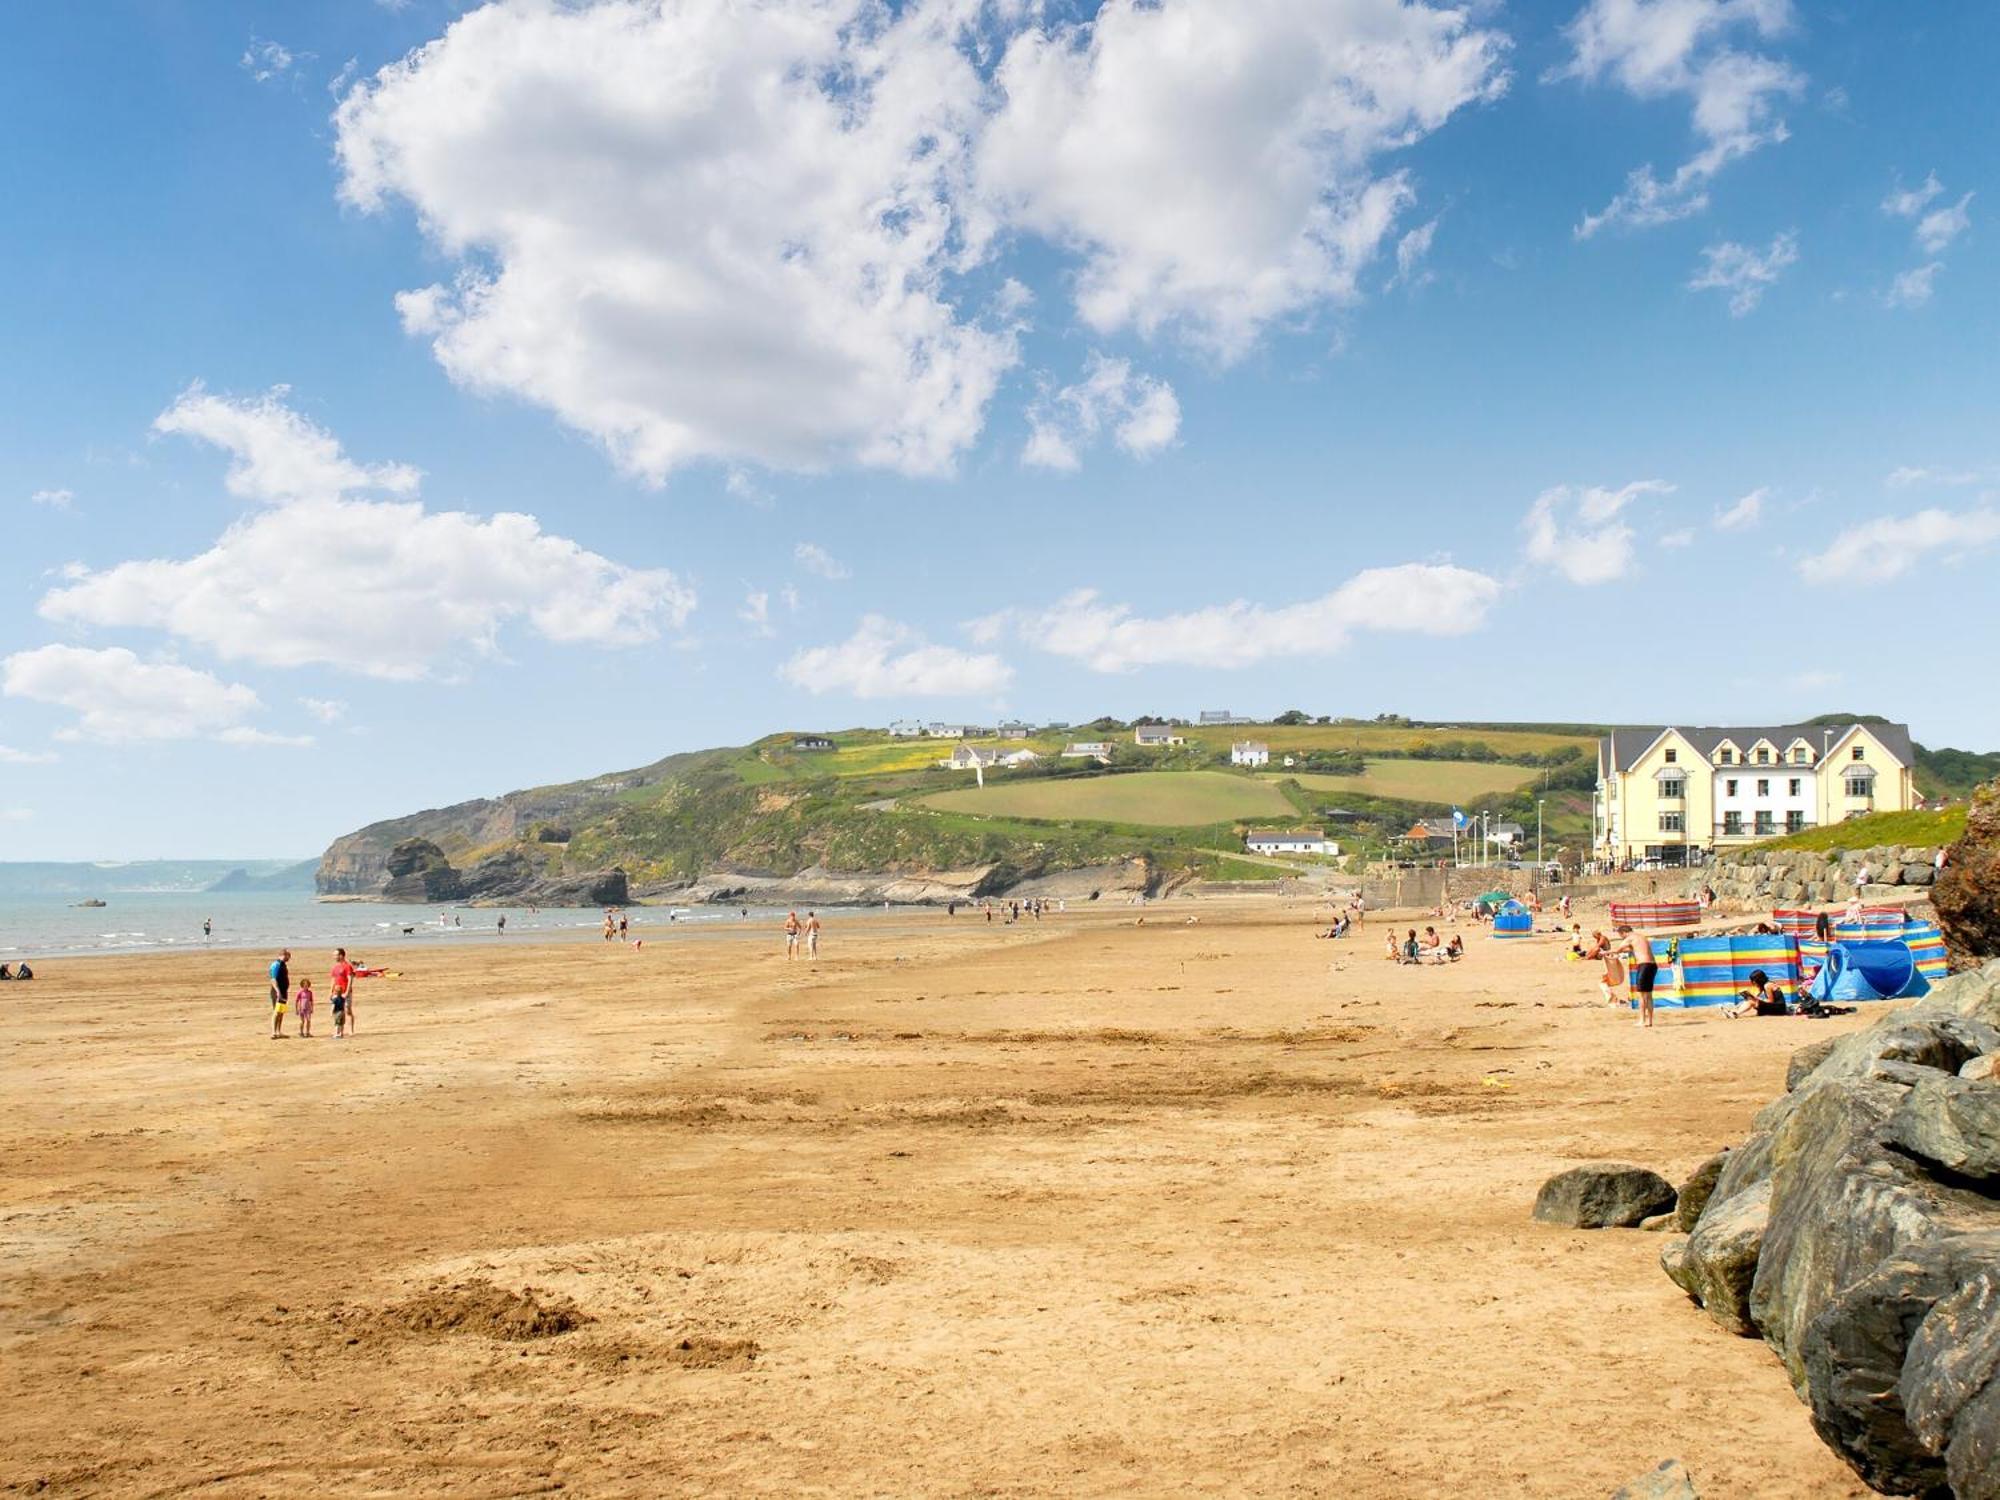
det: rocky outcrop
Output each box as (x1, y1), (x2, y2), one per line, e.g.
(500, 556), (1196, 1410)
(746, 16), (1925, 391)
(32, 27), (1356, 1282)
(1532, 1164), (1676, 1229)
(1935, 781), (2000, 969)
(1659, 961), (2000, 1493)
(381, 838), (467, 903)
(665, 858), (1157, 909)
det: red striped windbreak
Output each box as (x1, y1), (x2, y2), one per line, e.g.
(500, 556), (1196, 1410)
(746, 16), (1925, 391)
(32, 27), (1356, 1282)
(1609, 899), (1701, 929)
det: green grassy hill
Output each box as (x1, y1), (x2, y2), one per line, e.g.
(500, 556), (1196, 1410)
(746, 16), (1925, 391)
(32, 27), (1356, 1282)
(317, 713), (1978, 899)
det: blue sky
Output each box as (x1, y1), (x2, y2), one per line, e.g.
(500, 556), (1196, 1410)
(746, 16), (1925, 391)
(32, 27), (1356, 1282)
(1, 0), (1995, 859)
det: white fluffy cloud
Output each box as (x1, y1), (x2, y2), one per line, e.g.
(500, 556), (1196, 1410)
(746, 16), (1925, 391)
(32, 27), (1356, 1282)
(780, 615), (1011, 698)
(1, 646), (270, 744)
(334, 1), (1504, 471)
(738, 590), (775, 638)
(1713, 486), (1767, 529)
(1881, 172), (1971, 306)
(982, 0), (1508, 356)
(29, 488), (73, 510)
(794, 542), (851, 582)
(1885, 263), (1943, 309)
(1799, 507), (2000, 584)
(1021, 354), (1180, 471)
(1522, 479), (1675, 584)
(154, 384), (419, 504)
(1688, 231), (1797, 315)
(336, 0), (1015, 483)
(43, 389), (693, 680)
(0, 744), (59, 765)
(974, 563), (1499, 674)
(1556, 0), (1801, 237)
(241, 39), (298, 84)
(299, 697), (347, 724)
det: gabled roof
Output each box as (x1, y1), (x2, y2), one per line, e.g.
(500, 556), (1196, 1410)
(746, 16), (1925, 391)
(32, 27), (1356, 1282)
(1602, 721), (1911, 774)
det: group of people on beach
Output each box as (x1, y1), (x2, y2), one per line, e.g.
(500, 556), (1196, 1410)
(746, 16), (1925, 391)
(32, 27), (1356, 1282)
(266, 946), (361, 1039)
(783, 910), (822, 959)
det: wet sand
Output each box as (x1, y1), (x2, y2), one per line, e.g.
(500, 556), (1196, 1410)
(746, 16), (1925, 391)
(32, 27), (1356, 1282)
(0, 904), (1873, 1497)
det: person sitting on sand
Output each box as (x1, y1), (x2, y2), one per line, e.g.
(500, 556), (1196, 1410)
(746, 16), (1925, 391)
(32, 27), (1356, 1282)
(1422, 926), (1446, 963)
(1399, 929), (1422, 964)
(1728, 970), (1789, 1018)
(12, 962), (28, 980)
(1445, 934), (1465, 961)
(0, 963), (11, 980)
(1384, 931), (1401, 961)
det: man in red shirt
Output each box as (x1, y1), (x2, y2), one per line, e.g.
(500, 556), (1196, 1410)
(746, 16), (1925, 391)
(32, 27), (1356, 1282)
(331, 948), (356, 1038)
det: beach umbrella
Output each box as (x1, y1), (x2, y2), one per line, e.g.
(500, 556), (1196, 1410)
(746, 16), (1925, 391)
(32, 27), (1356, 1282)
(1476, 889), (1511, 908)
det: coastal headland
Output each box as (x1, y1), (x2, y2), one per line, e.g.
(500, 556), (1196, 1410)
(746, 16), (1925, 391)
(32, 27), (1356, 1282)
(1, 901), (1872, 1496)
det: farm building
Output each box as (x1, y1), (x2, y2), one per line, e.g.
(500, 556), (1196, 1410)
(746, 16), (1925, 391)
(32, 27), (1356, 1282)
(887, 719), (924, 738)
(792, 736), (834, 751)
(1245, 829), (1339, 857)
(1200, 709), (1250, 725)
(1062, 741), (1115, 761)
(996, 720), (1034, 739)
(1230, 741), (1270, 768)
(1133, 722), (1185, 747)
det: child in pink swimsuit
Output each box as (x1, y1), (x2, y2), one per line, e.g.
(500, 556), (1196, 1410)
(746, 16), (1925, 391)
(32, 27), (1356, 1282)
(294, 977), (316, 1038)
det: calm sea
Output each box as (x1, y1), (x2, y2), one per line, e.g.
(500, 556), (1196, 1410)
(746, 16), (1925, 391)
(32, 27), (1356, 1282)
(0, 890), (870, 962)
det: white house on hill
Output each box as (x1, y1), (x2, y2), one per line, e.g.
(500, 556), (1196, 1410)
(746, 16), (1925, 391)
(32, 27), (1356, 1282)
(887, 719), (923, 738)
(1063, 741), (1114, 761)
(1246, 829), (1338, 857)
(1230, 741), (1269, 767)
(1133, 722), (1185, 747)
(946, 745), (1000, 771)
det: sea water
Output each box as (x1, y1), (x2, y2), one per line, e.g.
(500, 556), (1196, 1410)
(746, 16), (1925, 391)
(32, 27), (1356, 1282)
(0, 889), (866, 962)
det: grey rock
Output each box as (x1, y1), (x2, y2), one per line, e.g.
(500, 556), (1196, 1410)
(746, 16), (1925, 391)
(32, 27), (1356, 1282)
(1788, 1038), (1840, 1092)
(1532, 1163), (1677, 1229)
(1805, 1015), (2000, 1091)
(1675, 1150), (1731, 1230)
(1889, 1076), (2000, 1180)
(1678, 1181), (1770, 1337)
(1903, 863), (1935, 887)
(1661, 1235), (1691, 1290)
(1901, 1256), (2000, 1487)
(1962, 1053), (2000, 1082)
(1609, 1458), (1697, 1499)
(1802, 1231), (2000, 1497)
(1750, 1080), (2000, 1390)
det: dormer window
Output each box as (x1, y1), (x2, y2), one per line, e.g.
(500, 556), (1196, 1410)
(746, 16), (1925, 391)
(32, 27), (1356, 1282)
(1719, 749), (1735, 764)
(1756, 749), (1771, 765)
(1792, 748), (1809, 764)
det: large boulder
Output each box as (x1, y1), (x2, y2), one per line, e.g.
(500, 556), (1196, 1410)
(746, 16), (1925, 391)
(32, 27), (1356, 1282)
(1751, 1080), (2000, 1390)
(1801, 1231), (2000, 1496)
(1963, 1053), (2000, 1083)
(1674, 1150), (1731, 1231)
(1888, 1076), (2000, 1180)
(1902, 1256), (2000, 1500)
(1934, 781), (2000, 968)
(1795, 1014), (1999, 1091)
(1533, 1163), (1676, 1229)
(1674, 1182), (1770, 1337)
(460, 848), (538, 899)
(380, 837), (467, 903)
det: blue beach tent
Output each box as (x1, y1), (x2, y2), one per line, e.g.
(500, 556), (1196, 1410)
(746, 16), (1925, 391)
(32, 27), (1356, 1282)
(1491, 900), (1533, 939)
(1804, 941), (1932, 1004)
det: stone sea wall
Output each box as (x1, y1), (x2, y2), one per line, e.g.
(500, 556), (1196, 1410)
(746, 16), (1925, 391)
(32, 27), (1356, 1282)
(1695, 844), (1944, 912)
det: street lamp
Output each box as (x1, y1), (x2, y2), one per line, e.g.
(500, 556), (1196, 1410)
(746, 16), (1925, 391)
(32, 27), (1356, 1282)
(1537, 798), (1545, 873)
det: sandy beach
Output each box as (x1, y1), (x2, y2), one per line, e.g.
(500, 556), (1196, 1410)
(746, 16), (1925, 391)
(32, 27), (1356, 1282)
(0, 902), (1876, 1497)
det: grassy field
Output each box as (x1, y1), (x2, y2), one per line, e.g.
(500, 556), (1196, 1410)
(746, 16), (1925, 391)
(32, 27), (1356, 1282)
(1177, 723), (1591, 758)
(918, 771), (1296, 827)
(1756, 806), (1967, 853)
(1272, 759), (1537, 804)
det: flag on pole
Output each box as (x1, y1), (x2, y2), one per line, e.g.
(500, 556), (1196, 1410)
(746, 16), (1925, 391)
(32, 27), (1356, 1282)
(1452, 808), (1467, 829)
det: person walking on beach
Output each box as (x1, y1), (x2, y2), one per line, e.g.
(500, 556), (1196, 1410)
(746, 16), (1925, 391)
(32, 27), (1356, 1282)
(805, 911), (821, 959)
(294, 976), (316, 1038)
(497, 913), (506, 935)
(618, 912), (629, 942)
(1618, 926), (1659, 1028)
(268, 949), (291, 1040)
(204, 917), (212, 943)
(330, 948), (356, 1038)
(784, 910), (802, 959)
(603, 910), (616, 942)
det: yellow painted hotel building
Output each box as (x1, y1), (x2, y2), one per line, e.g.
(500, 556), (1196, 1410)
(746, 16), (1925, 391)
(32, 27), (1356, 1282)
(1594, 721), (1916, 866)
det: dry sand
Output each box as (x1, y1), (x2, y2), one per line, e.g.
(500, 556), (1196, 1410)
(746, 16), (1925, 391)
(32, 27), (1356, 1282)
(0, 904), (1877, 1497)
